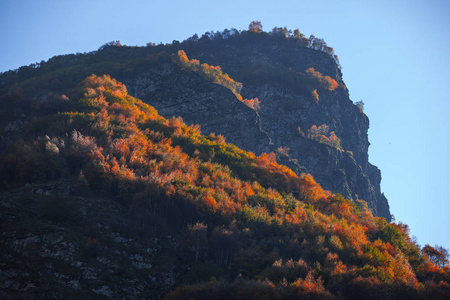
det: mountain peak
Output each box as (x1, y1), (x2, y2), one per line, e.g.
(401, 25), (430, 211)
(1, 23), (448, 299)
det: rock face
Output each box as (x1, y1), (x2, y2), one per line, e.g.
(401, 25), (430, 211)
(123, 65), (272, 155)
(121, 35), (391, 220)
(0, 33), (391, 220)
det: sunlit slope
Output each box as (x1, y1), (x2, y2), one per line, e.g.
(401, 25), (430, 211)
(0, 75), (448, 299)
(0, 26), (390, 219)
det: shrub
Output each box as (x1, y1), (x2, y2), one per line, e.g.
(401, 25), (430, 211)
(306, 124), (342, 150)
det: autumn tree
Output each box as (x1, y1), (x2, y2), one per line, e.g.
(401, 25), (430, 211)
(248, 20), (263, 33)
(306, 124), (342, 150)
(311, 89), (319, 103)
(306, 67), (338, 91)
(423, 245), (450, 268)
(99, 40), (122, 50)
(293, 29), (302, 39)
(323, 75), (339, 91)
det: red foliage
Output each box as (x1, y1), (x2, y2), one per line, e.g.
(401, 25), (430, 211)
(292, 271), (329, 296)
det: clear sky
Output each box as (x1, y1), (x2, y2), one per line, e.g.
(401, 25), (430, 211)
(1, 0), (449, 250)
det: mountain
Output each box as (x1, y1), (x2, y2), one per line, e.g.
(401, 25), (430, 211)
(0, 24), (449, 299)
(122, 34), (390, 220)
(0, 27), (390, 221)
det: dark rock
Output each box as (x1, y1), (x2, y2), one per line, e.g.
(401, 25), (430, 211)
(123, 65), (272, 155)
(121, 38), (390, 220)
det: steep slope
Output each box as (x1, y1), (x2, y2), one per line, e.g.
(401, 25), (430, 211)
(0, 75), (448, 299)
(121, 62), (271, 154)
(121, 34), (390, 219)
(184, 33), (390, 220)
(0, 29), (389, 219)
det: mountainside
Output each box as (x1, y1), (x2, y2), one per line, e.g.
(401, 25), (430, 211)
(0, 28), (389, 219)
(0, 24), (449, 299)
(121, 35), (390, 220)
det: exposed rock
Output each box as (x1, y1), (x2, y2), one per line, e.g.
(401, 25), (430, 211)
(123, 65), (272, 155)
(121, 39), (390, 219)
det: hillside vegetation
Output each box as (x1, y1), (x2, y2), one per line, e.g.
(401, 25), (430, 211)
(0, 22), (394, 221)
(0, 74), (448, 299)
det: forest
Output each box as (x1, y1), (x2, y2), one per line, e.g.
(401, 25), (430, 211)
(0, 74), (448, 299)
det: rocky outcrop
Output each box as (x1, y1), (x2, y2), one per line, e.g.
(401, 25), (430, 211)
(245, 84), (390, 219)
(122, 36), (390, 220)
(123, 64), (272, 155)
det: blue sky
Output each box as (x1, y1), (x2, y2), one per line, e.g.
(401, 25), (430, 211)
(1, 0), (449, 250)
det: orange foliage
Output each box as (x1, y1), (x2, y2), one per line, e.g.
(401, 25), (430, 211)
(174, 50), (260, 111)
(307, 124), (342, 150)
(297, 127), (306, 137)
(311, 89), (319, 103)
(197, 189), (218, 213)
(292, 271), (328, 296)
(9, 74), (448, 298)
(306, 67), (339, 91)
(323, 75), (339, 91)
(306, 67), (322, 78)
(299, 174), (329, 202)
(242, 97), (261, 111)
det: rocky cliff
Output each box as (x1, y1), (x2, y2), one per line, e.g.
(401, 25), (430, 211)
(122, 64), (272, 155)
(0, 31), (390, 219)
(119, 34), (390, 220)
